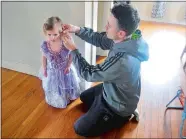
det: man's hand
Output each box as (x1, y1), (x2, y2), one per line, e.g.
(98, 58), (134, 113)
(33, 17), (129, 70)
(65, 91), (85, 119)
(62, 24), (80, 34)
(62, 33), (77, 51)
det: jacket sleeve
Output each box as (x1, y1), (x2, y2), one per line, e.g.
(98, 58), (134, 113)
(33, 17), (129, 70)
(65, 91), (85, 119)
(70, 49), (125, 82)
(75, 27), (113, 50)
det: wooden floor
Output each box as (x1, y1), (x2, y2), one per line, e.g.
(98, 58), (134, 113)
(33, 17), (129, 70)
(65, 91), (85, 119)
(2, 21), (186, 138)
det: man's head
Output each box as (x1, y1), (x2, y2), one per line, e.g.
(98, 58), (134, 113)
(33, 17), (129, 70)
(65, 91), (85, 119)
(105, 3), (140, 42)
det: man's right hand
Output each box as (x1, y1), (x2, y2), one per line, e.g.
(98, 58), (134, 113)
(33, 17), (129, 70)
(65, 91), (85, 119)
(62, 24), (80, 34)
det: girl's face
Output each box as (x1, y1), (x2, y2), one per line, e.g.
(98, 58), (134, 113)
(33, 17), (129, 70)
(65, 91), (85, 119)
(46, 24), (61, 42)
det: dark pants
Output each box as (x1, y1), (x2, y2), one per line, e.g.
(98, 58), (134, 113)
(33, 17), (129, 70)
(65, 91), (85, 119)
(74, 84), (131, 137)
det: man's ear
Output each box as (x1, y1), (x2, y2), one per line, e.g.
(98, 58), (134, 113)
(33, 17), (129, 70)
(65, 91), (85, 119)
(118, 30), (126, 39)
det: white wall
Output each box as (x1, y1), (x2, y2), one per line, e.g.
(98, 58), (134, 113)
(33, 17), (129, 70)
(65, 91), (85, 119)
(132, 1), (186, 25)
(0, 2), (2, 70)
(2, 2), (85, 76)
(96, 1), (111, 56)
(84, 1), (98, 89)
(0, 2), (2, 128)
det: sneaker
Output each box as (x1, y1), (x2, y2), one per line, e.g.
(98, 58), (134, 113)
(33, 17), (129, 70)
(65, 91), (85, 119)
(133, 109), (139, 122)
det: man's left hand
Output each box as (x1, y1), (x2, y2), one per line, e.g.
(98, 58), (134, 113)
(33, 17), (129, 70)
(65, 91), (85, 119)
(61, 33), (77, 51)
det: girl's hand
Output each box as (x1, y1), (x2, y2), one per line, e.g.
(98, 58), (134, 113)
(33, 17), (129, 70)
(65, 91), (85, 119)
(43, 69), (47, 77)
(61, 33), (77, 51)
(64, 67), (70, 74)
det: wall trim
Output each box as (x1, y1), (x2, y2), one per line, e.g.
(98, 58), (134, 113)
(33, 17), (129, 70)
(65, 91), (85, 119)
(141, 19), (186, 26)
(2, 60), (38, 77)
(84, 1), (98, 89)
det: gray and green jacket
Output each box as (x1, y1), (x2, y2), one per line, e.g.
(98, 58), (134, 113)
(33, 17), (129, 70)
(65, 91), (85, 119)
(70, 27), (149, 117)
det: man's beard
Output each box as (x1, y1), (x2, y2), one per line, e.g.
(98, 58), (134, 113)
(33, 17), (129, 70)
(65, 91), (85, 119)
(101, 31), (118, 41)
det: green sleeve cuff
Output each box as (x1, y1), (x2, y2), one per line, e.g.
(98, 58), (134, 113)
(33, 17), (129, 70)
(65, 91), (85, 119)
(75, 27), (85, 36)
(70, 49), (80, 57)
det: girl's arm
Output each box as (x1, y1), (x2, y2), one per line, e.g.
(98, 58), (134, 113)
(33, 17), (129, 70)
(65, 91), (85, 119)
(42, 53), (47, 69)
(67, 54), (72, 68)
(42, 52), (47, 77)
(64, 54), (72, 74)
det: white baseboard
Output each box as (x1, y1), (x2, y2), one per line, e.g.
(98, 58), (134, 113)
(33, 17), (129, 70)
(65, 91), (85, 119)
(2, 60), (38, 77)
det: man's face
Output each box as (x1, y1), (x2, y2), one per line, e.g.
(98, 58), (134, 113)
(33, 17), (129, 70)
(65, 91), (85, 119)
(105, 14), (126, 41)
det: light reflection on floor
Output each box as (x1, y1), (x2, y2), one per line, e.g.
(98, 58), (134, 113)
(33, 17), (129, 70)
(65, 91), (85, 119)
(141, 30), (185, 85)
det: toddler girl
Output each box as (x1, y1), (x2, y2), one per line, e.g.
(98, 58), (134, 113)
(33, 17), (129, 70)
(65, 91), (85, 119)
(39, 16), (80, 108)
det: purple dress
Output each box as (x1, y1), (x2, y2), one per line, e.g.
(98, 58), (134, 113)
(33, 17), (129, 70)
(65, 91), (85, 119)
(38, 41), (80, 108)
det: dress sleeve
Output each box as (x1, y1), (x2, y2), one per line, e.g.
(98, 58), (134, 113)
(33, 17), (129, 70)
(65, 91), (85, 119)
(40, 41), (48, 56)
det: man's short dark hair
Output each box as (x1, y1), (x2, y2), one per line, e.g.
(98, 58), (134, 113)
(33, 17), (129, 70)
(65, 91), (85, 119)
(113, 1), (131, 5)
(111, 3), (140, 36)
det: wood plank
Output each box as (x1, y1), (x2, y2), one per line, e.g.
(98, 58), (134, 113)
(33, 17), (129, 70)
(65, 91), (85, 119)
(2, 72), (29, 100)
(2, 75), (40, 122)
(1, 68), (19, 85)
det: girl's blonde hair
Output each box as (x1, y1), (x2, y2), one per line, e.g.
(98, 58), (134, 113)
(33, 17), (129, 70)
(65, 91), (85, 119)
(43, 16), (63, 34)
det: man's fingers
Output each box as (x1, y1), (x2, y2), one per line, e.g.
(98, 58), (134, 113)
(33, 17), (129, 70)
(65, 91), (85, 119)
(62, 34), (73, 46)
(63, 39), (67, 44)
(62, 24), (71, 33)
(65, 34), (69, 39)
(62, 30), (68, 34)
(62, 24), (68, 29)
(63, 36), (68, 40)
(63, 35), (70, 41)
(63, 37), (68, 45)
(66, 33), (72, 39)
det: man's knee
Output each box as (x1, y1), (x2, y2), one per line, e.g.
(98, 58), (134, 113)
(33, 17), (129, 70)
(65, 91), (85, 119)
(79, 92), (85, 102)
(74, 118), (91, 137)
(74, 121), (83, 136)
(74, 122), (81, 136)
